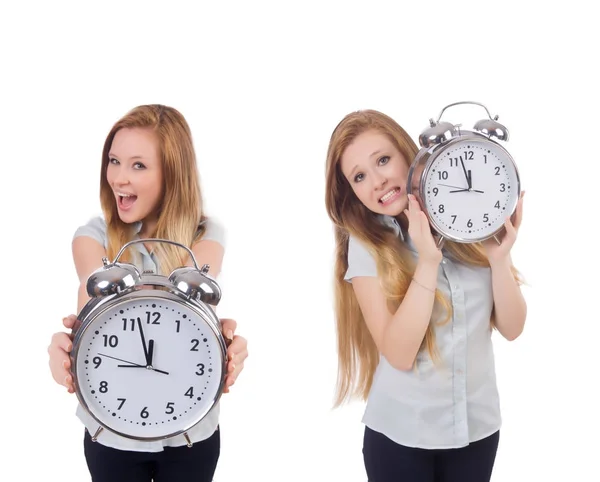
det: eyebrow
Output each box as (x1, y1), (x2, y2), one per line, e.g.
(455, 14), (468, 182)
(347, 149), (385, 178)
(369, 149), (383, 159)
(108, 152), (146, 160)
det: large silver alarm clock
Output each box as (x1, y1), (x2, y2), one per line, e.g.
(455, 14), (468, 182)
(70, 239), (227, 447)
(407, 101), (521, 245)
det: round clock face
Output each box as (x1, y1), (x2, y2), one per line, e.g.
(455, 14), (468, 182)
(74, 295), (224, 440)
(423, 137), (520, 242)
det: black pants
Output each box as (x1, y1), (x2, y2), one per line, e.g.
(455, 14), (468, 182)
(83, 428), (220, 482)
(363, 426), (499, 482)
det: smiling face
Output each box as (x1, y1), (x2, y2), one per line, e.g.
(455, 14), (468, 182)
(340, 129), (410, 217)
(105, 127), (164, 231)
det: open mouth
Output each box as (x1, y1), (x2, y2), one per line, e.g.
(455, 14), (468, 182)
(117, 192), (137, 210)
(379, 187), (401, 205)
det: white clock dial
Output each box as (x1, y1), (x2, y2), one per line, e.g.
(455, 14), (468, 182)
(74, 295), (224, 440)
(424, 138), (519, 242)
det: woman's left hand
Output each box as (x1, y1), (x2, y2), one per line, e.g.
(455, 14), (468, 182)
(221, 318), (248, 393)
(482, 191), (525, 262)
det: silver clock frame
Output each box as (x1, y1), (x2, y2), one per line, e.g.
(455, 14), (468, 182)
(407, 102), (521, 245)
(70, 239), (228, 447)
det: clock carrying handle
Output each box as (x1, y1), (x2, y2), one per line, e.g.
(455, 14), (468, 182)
(111, 238), (202, 270)
(435, 101), (499, 123)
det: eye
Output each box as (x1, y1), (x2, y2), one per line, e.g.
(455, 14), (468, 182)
(133, 162), (146, 169)
(378, 156), (390, 165)
(353, 173), (365, 183)
(109, 158), (119, 165)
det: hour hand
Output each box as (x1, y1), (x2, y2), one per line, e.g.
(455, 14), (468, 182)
(148, 340), (154, 366)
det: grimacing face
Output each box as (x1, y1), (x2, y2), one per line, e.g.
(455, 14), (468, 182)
(106, 127), (164, 232)
(340, 129), (410, 217)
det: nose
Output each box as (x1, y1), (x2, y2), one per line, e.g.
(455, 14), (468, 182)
(110, 164), (130, 187)
(372, 171), (387, 191)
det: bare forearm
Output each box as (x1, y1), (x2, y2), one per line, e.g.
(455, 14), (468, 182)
(383, 260), (439, 370)
(490, 256), (527, 340)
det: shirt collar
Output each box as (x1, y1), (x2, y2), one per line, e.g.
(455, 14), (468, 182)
(379, 215), (406, 242)
(132, 221), (143, 237)
(379, 214), (422, 254)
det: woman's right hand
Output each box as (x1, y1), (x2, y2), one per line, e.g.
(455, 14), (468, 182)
(404, 194), (443, 265)
(48, 314), (78, 393)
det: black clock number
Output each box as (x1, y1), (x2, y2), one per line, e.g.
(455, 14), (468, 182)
(117, 398), (126, 410)
(165, 402), (175, 414)
(438, 204), (445, 213)
(185, 387), (194, 398)
(494, 166), (500, 175)
(433, 187), (439, 196)
(140, 407), (149, 419)
(122, 318), (135, 331)
(175, 319), (181, 333)
(102, 335), (118, 348)
(484, 155), (488, 164)
(500, 183), (506, 192)
(438, 171), (449, 180)
(483, 213), (489, 223)
(99, 381), (108, 393)
(494, 201), (500, 209)
(450, 152), (472, 167)
(196, 363), (205, 376)
(190, 339), (200, 351)
(146, 311), (161, 325)
(93, 356), (102, 368)
(467, 219), (473, 228)
(451, 215), (457, 225)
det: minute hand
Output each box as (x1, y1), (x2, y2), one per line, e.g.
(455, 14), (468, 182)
(459, 156), (472, 189)
(136, 317), (151, 365)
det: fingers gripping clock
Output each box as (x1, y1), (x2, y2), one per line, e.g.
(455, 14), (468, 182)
(407, 101), (521, 245)
(70, 239), (227, 447)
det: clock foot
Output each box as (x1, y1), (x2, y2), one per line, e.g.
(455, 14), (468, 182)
(493, 234), (502, 245)
(91, 426), (104, 442)
(436, 236), (445, 249)
(184, 432), (193, 448)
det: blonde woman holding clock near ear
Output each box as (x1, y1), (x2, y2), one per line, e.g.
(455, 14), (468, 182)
(324, 109), (526, 482)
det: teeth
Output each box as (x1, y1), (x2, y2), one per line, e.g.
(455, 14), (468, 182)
(380, 189), (399, 203)
(117, 192), (135, 197)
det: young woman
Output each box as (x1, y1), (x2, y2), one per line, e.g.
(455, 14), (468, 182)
(324, 109), (526, 482)
(47, 104), (248, 481)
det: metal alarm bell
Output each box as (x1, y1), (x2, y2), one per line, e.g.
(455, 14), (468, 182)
(418, 120), (458, 149)
(86, 238), (220, 303)
(86, 261), (141, 297)
(473, 118), (509, 141)
(418, 101), (510, 149)
(169, 265), (222, 306)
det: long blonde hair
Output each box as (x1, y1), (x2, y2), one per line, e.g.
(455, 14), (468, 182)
(100, 104), (206, 275)
(325, 109), (519, 406)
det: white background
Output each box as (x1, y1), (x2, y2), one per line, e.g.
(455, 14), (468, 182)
(1, 1), (598, 480)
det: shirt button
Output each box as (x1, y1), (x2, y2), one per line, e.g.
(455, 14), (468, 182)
(454, 285), (459, 289)
(442, 259), (447, 264)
